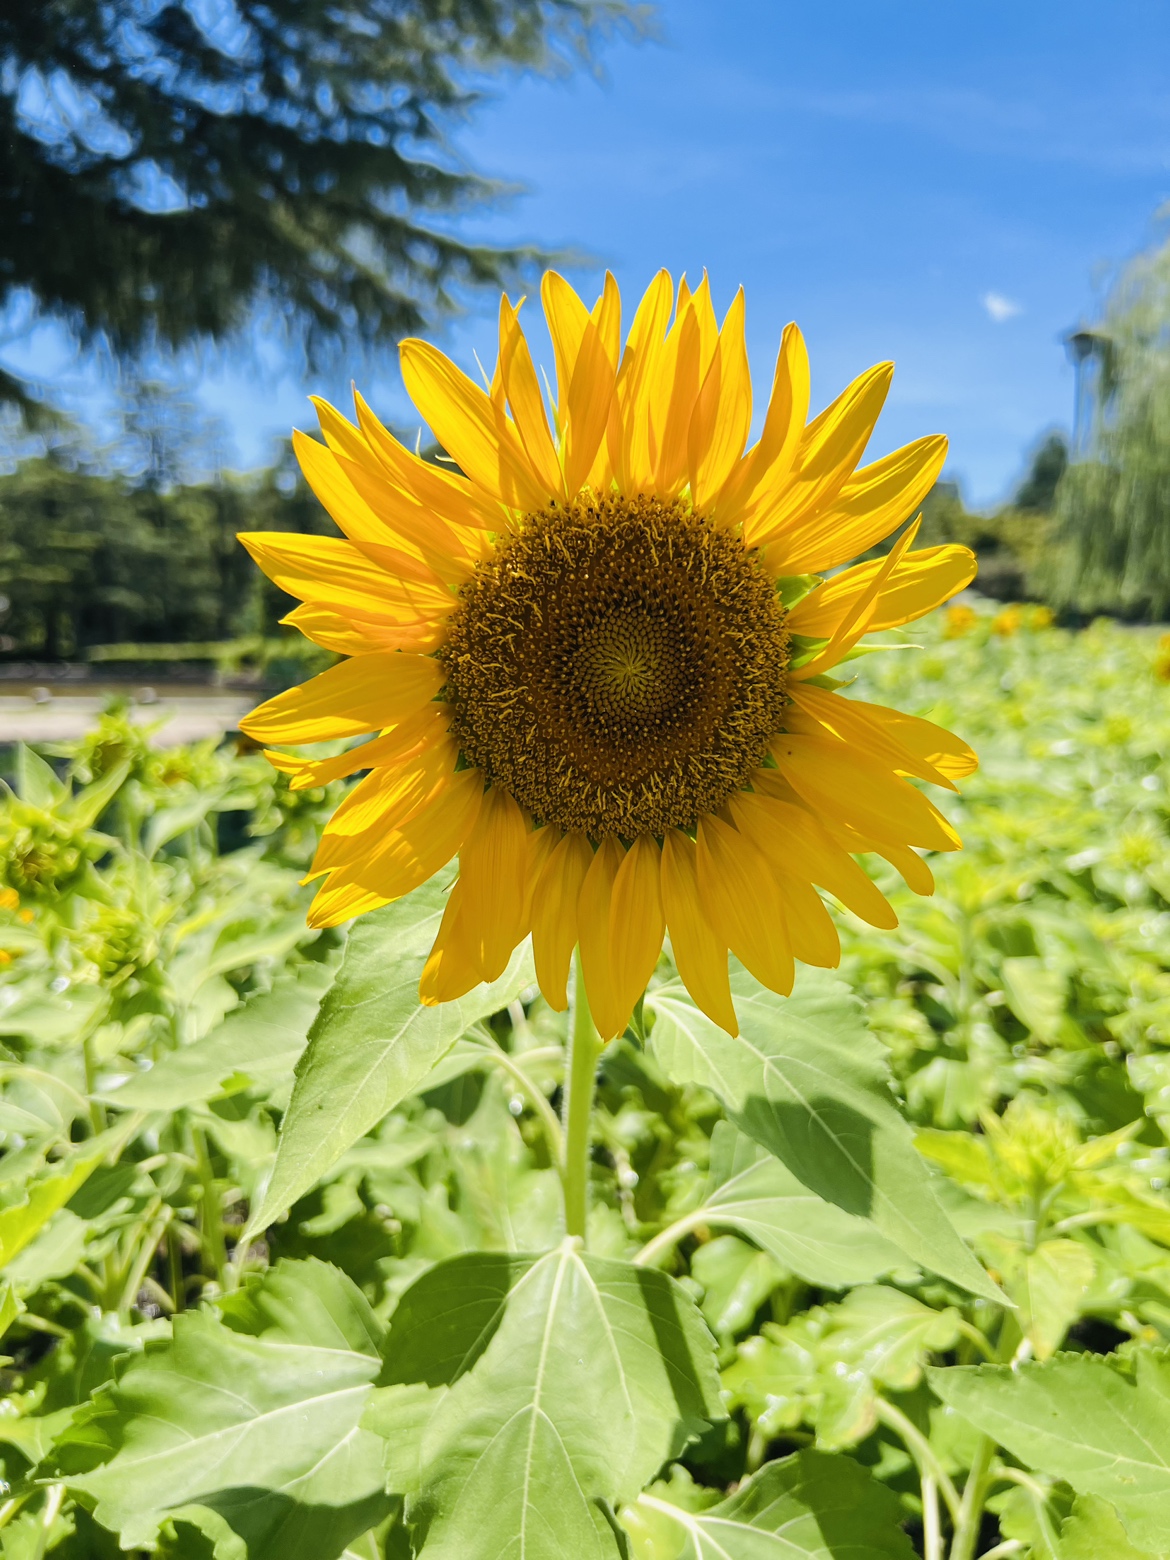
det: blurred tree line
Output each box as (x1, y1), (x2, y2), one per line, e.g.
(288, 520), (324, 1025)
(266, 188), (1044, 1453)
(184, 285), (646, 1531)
(0, 447), (329, 662)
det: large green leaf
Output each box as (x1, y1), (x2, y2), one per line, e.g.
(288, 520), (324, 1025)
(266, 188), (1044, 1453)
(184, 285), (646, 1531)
(104, 960), (338, 1111)
(645, 969), (997, 1300)
(382, 1242), (721, 1559)
(929, 1350), (1170, 1552)
(1058, 1495), (1169, 1560)
(57, 1259), (392, 1560)
(691, 1123), (910, 1286)
(244, 876), (535, 1241)
(623, 1450), (915, 1558)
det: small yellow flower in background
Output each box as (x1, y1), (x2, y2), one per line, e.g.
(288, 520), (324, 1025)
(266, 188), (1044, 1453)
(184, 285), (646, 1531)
(991, 604), (1024, 637)
(0, 888), (17, 911)
(1028, 604), (1055, 631)
(17, 908), (33, 924)
(241, 271), (979, 1038)
(0, 949), (11, 966)
(1153, 632), (1170, 682)
(943, 604), (978, 639)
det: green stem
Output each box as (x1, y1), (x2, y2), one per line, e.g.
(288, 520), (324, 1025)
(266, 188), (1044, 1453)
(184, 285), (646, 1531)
(875, 1399), (962, 1525)
(562, 954), (599, 1242)
(192, 1126), (228, 1287)
(480, 1037), (565, 1165)
(949, 1434), (995, 1560)
(633, 1210), (708, 1268)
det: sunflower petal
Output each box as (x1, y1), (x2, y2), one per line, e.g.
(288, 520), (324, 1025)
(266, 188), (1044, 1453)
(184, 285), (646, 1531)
(611, 270), (673, 493)
(531, 831), (592, 1012)
(660, 829), (737, 1034)
(456, 786), (531, 981)
(787, 682), (959, 792)
(608, 834), (666, 1022)
(264, 705), (450, 792)
(420, 881), (486, 1005)
(352, 389), (501, 532)
(577, 835), (628, 1040)
(239, 531), (454, 637)
(689, 288), (752, 510)
(731, 790), (898, 930)
(716, 322), (810, 529)
(788, 543), (975, 640)
(745, 361), (893, 547)
(399, 338), (548, 510)
(280, 603), (426, 656)
(767, 434), (949, 574)
(498, 296), (565, 501)
(770, 730), (961, 852)
(240, 650), (445, 744)
(310, 766), (483, 930)
(696, 815), (794, 996)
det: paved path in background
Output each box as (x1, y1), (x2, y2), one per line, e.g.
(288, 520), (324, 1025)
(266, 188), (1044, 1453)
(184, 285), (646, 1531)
(0, 686), (257, 745)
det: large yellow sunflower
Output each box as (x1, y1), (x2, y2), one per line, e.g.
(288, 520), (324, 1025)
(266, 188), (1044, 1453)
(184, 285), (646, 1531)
(239, 271), (976, 1039)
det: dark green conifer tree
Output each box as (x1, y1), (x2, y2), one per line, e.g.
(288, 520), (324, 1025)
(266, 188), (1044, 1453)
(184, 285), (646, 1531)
(0, 0), (636, 417)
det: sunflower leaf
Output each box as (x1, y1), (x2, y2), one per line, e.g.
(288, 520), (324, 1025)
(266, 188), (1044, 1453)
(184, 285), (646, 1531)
(53, 1259), (391, 1560)
(394, 1242), (723, 1558)
(243, 875), (534, 1241)
(645, 967), (1000, 1300)
(623, 1449), (916, 1558)
(928, 1350), (1170, 1553)
(692, 1122), (913, 1286)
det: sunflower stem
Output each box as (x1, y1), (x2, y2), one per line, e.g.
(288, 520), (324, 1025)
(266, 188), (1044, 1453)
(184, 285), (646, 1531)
(562, 953), (599, 1242)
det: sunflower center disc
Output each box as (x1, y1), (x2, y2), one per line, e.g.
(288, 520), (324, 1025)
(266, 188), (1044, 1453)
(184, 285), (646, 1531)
(441, 494), (791, 839)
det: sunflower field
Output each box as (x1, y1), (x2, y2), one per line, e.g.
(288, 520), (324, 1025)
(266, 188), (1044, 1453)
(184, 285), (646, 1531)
(0, 602), (1163, 1559)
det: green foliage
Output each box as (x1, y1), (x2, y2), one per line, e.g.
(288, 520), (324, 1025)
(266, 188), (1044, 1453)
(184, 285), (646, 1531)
(1, 604), (1170, 1557)
(1048, 231), (1170, 617)
(0, 0), (638, 414)
(0, 444), (334, 661)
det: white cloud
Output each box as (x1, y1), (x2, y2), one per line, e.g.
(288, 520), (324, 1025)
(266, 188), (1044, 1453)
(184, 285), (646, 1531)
(982, 291), (1023, 323)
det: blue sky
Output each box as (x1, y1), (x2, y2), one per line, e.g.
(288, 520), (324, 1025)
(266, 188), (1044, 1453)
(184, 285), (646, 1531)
(15, 0), (1170, 503)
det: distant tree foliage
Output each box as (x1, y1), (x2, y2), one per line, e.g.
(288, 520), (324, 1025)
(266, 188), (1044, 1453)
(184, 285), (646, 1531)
(0, 444), (328, 660)
(1052, 234), (1170, 617)
(0, 0), (637, 416)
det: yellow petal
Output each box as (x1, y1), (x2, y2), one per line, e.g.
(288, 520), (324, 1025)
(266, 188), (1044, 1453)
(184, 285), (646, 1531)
(306, 876), (392, 928)
(660, 829), (737, 1034)
(769, 861), (840, 969)
(765, 434), (948, 575)
(456, 786), (531, 981)
(788, 543), (975, 640)
(787, 682), (958, 792)
(292, 429), (452, 586)
(523, 825), (561, 933)
(399, 338), (548, 510)
(770, 730), (961, 853)
(240, 650), (445, 744)
(792, 517), (921, 678)
(866, 705), (978, 782)
(608, 834), (666, 1021)
(419, 879), (486, 1005)
(715, 322), (810, 529)
(238, 531), (454, 637)
(312, 736), (459, 861)
(696, 816), (794, 995)
(280, 603), (430, 656)
(653, 301), (703, 499)
(531, 831), (592, 1012)
(731, 791), (897, 931)
(541, 271), (591, 424)
(577, 835), (628, 1040)
(689, 288), (752, 511)
(611, 270), (673, 493)
(311, 766), (483, 925)
(498, 296), (566, 501)
(352, 388), (501, 532)
(263, 704), (450, 792)
(745, 361), (893, 547)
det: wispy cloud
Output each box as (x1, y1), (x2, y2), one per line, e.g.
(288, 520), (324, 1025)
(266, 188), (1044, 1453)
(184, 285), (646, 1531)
(982, 291), (1023, 323)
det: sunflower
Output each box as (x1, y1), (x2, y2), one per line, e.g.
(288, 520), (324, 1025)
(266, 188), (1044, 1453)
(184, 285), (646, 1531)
(239, 272), (977, 1039)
